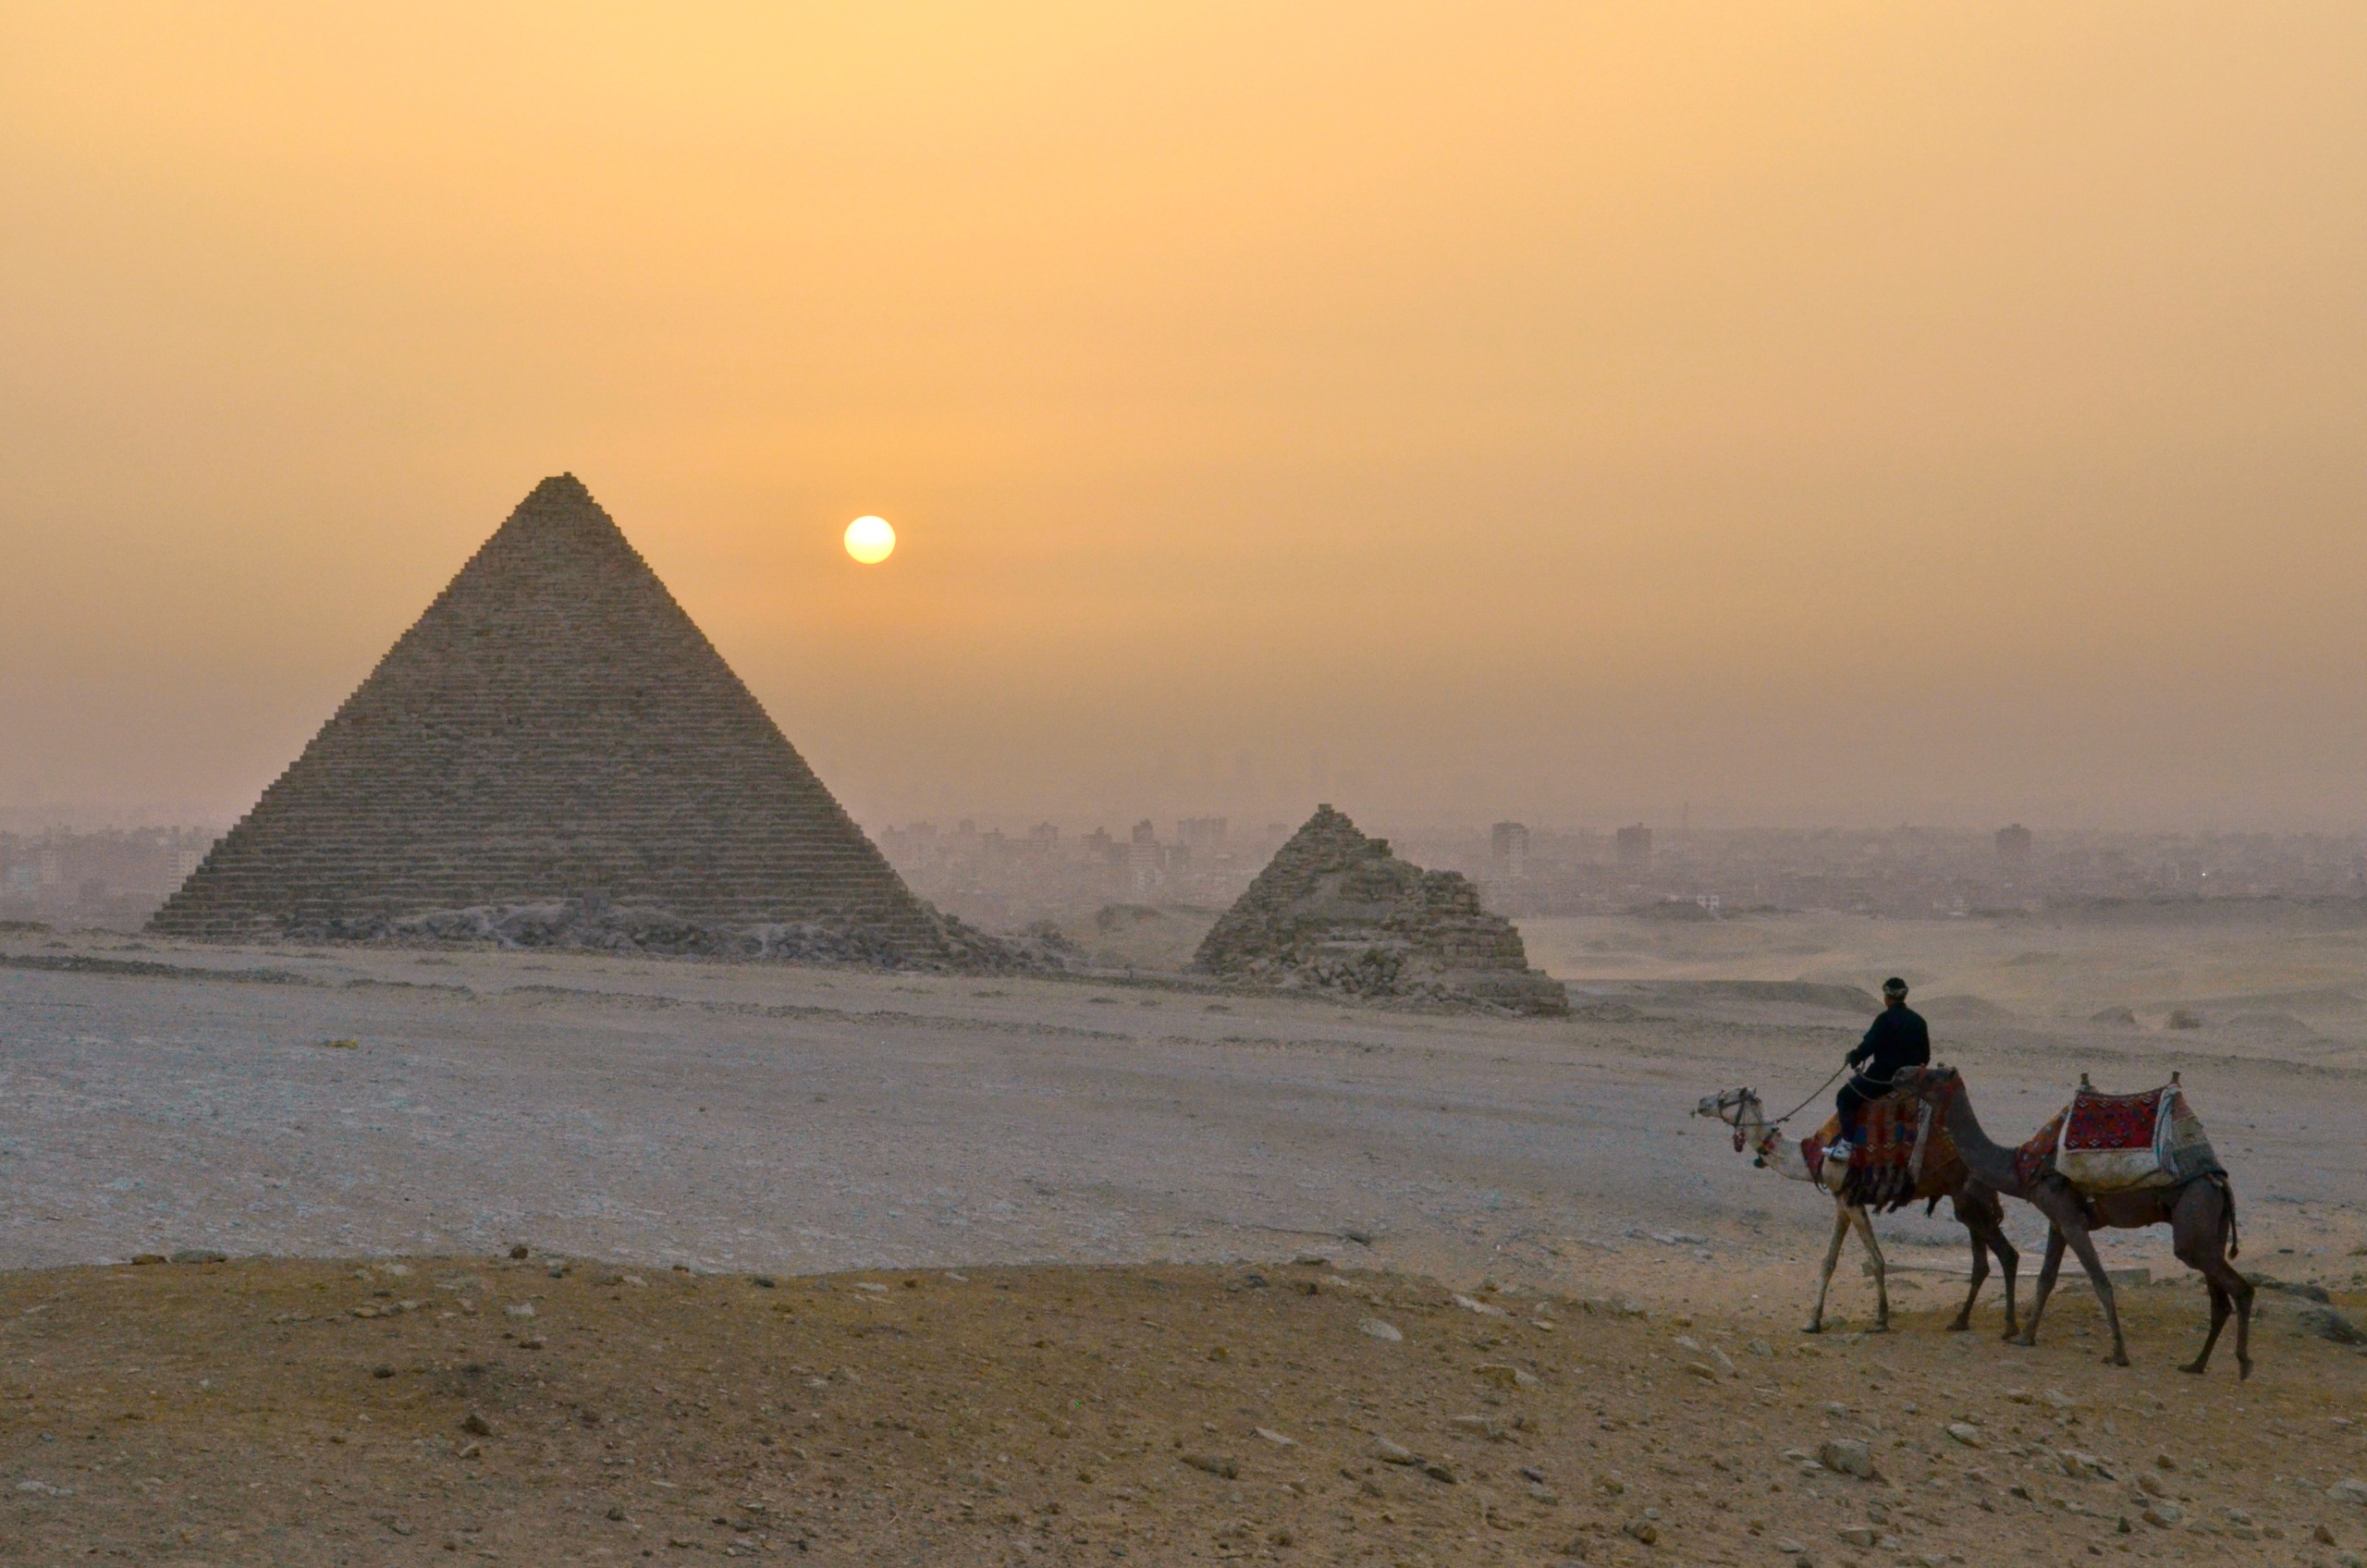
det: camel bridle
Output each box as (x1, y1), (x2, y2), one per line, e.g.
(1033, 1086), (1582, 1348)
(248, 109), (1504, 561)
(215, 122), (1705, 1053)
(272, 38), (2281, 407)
(1705, 1088), (1782, 1161)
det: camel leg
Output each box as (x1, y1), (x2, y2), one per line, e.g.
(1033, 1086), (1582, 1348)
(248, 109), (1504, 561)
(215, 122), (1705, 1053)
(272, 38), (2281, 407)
(1947, 1217), (1989, 1332)
(1850, 1207), (1891, 1332)
(2018, 1228), (2067, 1348)
(1947, 1196), (2016, 1334)
(2230, 1260), (2254, 1381)
(1991, 1222), (2020, 1341)
(2054, 1218), (2129, 1367)
(2177, 1185), (2254, 1380)
(2181, 1276), (2230, 1377)
(1805, 1203), (1851, 1333)
(1955, 1189), (2018, 1339)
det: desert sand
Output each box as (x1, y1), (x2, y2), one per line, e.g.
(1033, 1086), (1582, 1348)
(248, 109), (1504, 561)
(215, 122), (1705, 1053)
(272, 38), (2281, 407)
(1, 907), (2363, 1563)
(0, 1252), (2361, 1567)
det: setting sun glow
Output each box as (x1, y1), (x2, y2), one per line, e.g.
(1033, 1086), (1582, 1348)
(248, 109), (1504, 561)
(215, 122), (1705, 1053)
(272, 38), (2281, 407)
(8, 6), (2367, 827)
(843, 516), (895, 565)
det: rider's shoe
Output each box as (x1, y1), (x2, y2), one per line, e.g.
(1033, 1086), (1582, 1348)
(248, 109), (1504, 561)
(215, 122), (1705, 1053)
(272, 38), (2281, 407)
(1825, 1139), (1855, 1162)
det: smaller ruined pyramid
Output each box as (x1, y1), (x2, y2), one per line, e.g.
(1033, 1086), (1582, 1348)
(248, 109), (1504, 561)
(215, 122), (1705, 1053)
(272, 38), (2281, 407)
(153, 474), (963, 962)
(1195, 805), (1567, 1014)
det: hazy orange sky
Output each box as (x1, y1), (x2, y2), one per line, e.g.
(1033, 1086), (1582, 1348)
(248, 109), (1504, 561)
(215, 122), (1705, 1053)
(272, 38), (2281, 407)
(6, 4), (2365, 833)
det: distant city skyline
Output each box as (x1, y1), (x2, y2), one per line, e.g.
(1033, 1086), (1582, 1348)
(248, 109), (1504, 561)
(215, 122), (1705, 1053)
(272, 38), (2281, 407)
(17, 780), (2367, 841)
(16, 811), (2364, 937)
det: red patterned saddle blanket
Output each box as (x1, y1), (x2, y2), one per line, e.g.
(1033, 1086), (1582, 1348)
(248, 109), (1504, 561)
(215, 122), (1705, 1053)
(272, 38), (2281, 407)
(2015, 1080), (2221, 1193)
(1800, 1093), (1956, 1211)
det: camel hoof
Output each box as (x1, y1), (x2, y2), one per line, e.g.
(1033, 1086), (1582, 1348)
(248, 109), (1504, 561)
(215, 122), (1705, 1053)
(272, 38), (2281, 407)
(2239, 1360), (2253, 1382)
(2012, 1334), (2038, 1349)
(2177, 1360), (2206, 1376)
(1799, 1324), (1823, 1336)
(2106, 1351), (2129, 1367)
(1944, 1320), (1970, 1333)
(1869, 1322), (1891, 1335)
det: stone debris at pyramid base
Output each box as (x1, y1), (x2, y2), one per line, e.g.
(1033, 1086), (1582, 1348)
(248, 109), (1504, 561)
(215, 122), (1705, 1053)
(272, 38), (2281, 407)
(1194, 804), (1569, 1016)
(278, 898), (1081, 974)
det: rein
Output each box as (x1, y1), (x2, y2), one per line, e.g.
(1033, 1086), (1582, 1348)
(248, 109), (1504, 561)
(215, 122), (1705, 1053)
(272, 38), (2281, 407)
(1768, 1061), (1853, 1128)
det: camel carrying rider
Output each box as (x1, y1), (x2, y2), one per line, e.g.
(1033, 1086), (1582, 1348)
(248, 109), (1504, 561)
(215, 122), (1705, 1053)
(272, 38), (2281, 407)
(1830, 976), (1930, 1160)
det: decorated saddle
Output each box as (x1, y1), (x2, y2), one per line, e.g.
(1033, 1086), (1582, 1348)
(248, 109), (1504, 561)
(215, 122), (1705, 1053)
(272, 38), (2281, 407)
(1800, 1092), (1959, 1212)
(2015, 1075), (2223, 1194)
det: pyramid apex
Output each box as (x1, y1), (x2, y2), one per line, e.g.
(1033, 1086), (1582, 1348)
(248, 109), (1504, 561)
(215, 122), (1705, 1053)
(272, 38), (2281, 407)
(497, 473), (619, 540)
(521, 472), (595, 507)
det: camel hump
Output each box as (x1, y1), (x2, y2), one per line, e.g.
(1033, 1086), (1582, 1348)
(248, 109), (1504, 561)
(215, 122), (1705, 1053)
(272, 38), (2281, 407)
(2055, 1080), (2224, 1193)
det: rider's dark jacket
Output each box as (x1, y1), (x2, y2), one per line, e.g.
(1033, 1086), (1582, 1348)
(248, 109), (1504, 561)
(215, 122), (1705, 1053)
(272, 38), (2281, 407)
(1846, 1003), (1930, 1091)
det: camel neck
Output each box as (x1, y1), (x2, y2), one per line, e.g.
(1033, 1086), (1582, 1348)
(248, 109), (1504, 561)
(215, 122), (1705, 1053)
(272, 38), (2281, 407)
(1938, 1087), (2024, 1195)
(1741, 1098), (1813, 1182)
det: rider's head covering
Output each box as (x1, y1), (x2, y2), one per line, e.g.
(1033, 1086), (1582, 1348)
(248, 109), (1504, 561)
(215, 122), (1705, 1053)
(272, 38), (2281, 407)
(1882, 976), (1909, 998)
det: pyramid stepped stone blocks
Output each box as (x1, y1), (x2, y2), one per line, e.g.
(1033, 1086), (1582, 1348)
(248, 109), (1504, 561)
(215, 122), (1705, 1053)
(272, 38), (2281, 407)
(1194, 805), (1568, 1014)
(152, 474), (1012, 969)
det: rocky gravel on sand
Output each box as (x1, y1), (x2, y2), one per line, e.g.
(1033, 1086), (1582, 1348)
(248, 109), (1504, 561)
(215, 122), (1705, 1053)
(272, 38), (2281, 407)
(1, 1257), (2362, 1565)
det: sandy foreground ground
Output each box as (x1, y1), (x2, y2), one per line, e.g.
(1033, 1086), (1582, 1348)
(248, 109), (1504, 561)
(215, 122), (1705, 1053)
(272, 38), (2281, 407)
(1, 911), (2364, 1563)
(0, 1253), (2360, 1568)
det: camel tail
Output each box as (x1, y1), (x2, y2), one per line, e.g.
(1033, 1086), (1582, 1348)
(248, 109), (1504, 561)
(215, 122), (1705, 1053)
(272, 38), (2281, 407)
(2214, 1173), (2239, 1259)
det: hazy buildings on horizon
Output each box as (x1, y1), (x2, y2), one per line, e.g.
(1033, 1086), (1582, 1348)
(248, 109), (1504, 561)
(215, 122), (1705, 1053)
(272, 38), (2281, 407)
(15, 816), (2367, 936)
(0, 826), (220, 928)
(875, 815), (1295, 928)
(876, 815), (2367, 931)
(1421, 823), (2367, 923)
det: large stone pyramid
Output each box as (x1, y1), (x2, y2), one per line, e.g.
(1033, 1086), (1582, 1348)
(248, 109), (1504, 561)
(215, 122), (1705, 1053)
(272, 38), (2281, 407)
(1195, 805), (1568, 1014)
(152, 474), (963, 962)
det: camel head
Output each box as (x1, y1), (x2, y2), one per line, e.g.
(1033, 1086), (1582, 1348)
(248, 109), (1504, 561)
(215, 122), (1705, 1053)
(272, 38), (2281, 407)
(1695, 1087), (1770, 1158)
(1893, 1062), (1962, 1107)
(1695, 1086), (1758, 1121)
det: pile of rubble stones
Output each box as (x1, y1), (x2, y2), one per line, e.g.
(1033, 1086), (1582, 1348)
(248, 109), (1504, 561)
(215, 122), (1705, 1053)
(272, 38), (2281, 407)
(1194, 805), (1567, 1014)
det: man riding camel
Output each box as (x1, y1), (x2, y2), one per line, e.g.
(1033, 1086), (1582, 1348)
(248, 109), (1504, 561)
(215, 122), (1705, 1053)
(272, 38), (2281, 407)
(1830, 976), (1929, 1161)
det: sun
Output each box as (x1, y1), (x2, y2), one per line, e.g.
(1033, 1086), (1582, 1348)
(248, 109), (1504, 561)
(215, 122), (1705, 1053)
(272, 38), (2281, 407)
(843, 515), (896, 564)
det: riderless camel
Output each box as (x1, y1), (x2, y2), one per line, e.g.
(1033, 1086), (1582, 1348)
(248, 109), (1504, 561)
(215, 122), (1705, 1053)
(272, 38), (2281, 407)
(1696, 1086), (2017, 1338)
(1892, 1064), (2250, 1378)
